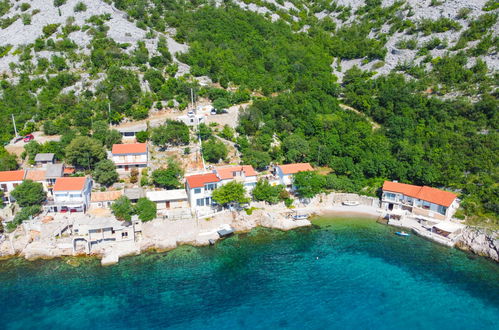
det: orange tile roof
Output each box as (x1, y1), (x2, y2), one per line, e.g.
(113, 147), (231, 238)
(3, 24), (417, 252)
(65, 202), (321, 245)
(382, 181), (457, 207)
(112, 143), (147, 154)
(186, 173), (220, 188)
(53, 177), (87, 191)
(63, 167), (75, 174)
(215, 165), (257, 180)
(0, 170), (25, 182)
(278, 163), (313, 175)
(91, 190), (123, 202)
(25, 170), (46, 182)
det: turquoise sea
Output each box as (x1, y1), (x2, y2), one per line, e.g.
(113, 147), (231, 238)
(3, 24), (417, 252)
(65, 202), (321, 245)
(0, 217), (498, 330)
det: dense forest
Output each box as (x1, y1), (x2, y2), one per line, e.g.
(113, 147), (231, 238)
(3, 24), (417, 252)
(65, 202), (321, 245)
(0, 0), (497, 223)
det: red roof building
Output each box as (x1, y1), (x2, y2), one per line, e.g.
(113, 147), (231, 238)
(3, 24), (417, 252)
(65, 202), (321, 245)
(54, 177), (88, 191)
(382, 181), (457, 207)
(214, 165), (257, 180)
(0, 170), (25, 182)
(277, 163), (313, 175)
(185, 173), (220, 189)
(112, 143), (147, 155)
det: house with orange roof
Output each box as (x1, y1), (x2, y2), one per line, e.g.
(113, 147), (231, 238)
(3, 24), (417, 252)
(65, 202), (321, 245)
(90, 190), (123, 208)
(111, 143), (148, 172)
(46, 177), (92, 213)
(273, 163), (314, 188)
(0, 170), (26, 205)
(213, 165), (258, 191)
(381, 181), (459, 220)
(185, 173), (221, 209)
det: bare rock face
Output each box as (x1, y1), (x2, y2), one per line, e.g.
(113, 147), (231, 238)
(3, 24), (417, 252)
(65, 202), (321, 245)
(456, 228), (499, 262)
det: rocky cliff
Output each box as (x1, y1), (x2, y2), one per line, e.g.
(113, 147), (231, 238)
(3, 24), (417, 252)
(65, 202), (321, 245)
(456, 227), (499, 262)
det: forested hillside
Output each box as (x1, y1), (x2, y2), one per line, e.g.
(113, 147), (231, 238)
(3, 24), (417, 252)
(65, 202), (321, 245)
(0, 0), (497, 223)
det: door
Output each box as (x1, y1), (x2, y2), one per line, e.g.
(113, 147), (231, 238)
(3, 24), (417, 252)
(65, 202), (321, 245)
(165, 201), (170, 209)
(124, 165), (129, 171)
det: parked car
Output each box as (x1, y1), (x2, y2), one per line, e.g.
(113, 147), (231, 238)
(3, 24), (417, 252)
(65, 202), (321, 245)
(23, 134), (34, 142)
(210, 108), (217, 115)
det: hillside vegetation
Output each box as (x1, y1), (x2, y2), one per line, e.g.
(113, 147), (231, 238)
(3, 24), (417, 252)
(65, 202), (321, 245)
(0, 0), (497, 223)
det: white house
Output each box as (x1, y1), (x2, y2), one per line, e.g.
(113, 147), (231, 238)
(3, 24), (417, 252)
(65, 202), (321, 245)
(214, 165), (258, 191)
(381, 181), (459, 220)
(146, 189), (189, 210)
(111, 143), (148, 172)
(0, 170), (25, 205)
(72, 216), (141, 254)
(47, 177), (92, 213)
(185, 173), (220, 209)
(274, 163), (313, 187)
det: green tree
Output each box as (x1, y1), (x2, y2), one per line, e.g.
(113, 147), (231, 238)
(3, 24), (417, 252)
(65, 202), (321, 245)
(0, 151), (18, 171)
(151, 120), (190, 147)
(219, 124), (234, 141)
(251, 180), (285, 204)
(92, 121), (122, 149)
(65, 136), (106, 170)
(197, 123), (212, 141)
(241, 149), (271, 171)
(11, 180), (47, 207)
(202, 138), (228, 163)
(283, 134), (310, 163)
(111, 196), (134, 221)
(212, 181), (249, 206)
(136, 130), (149, 143)
(93, 159), (119, 187)
(293, 171), (325, 198)
(151, 160), (183, 189)
(136, 197), (157, 222)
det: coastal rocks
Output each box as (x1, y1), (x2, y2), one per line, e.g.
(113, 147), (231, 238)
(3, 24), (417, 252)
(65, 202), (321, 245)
(456, 228), (499, 262)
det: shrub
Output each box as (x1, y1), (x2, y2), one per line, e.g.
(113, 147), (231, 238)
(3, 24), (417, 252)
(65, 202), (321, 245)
(11, 180), (47, 207)
(136, 198), (156, 222)
(53, 0), (66, 7)
(111, 196), (134, 221)
(74, 1), (87, 12)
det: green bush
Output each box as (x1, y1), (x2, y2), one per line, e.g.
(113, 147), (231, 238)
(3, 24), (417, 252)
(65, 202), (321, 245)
(74, 1), (87, 12)
(136, 197), (156, 222)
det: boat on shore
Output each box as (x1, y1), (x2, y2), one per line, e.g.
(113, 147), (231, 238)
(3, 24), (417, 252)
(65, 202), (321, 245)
(342, 201), (360, 206)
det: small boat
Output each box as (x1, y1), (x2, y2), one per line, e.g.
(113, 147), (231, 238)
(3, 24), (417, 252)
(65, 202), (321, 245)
(395, 231), (410, 237)
(292, 214), (309, 220)
(342, 201), (360, 206)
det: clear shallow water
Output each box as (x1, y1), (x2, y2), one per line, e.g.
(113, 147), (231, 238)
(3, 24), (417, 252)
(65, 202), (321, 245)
(0, 217), (498, 330)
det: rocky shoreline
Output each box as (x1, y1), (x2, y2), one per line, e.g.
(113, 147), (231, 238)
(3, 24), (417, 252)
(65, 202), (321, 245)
(1, 192), (498, 264)
(455, 227), (499, 262)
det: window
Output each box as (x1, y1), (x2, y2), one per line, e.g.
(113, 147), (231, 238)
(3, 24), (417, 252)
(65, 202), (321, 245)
(422, 201), (431, 209)
(1, 184), (7, 192)
(194, 188), (201, 194)
(205, 183), (216, 191)
(196, 198), (205, 206)
(384, 192), (396, 200)
(437, 205), (447, 215)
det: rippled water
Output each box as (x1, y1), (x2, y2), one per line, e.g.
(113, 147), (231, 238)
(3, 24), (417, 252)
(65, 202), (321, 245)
(0, 217), (498, 330)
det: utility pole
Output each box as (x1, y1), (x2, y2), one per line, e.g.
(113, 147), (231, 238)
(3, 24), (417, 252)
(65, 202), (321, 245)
(11, 114), (18, 137)
(108, 103), (111, 126)
(190, 88), (195, 114)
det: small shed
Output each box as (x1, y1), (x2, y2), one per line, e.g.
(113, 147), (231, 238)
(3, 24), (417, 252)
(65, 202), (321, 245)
(34, 153), (55, 166)
(146, 189), (188, 210)
(124, 188), (145, 203)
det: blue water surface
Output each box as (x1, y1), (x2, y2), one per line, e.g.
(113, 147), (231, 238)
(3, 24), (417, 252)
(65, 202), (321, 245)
(0, 217), (498, 330)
